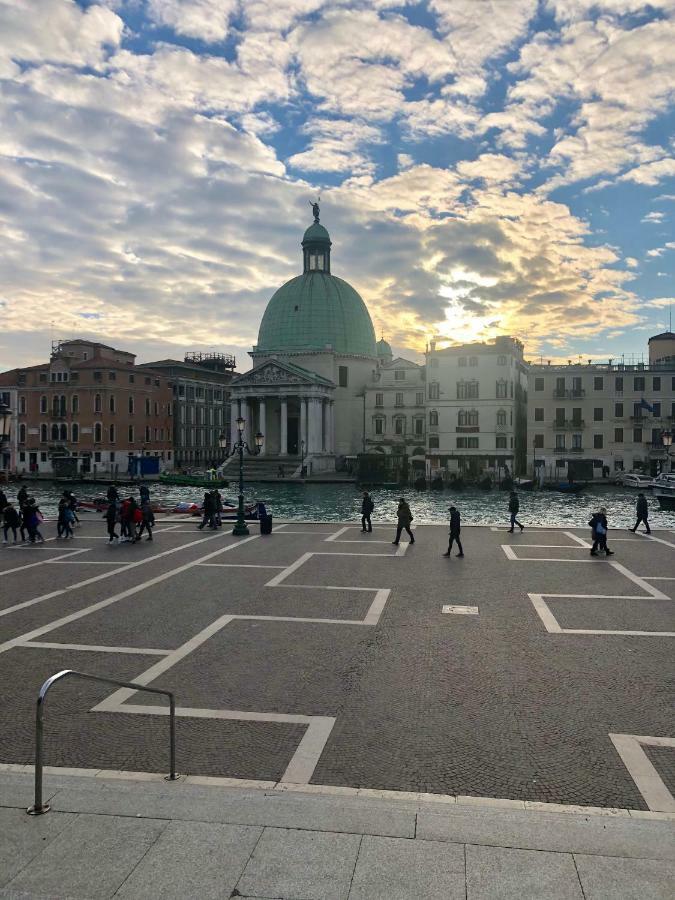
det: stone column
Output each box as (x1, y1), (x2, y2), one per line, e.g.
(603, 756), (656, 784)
(258, 398), (266, 455)
(308, 398), (321, 454)
(300, 397), (307, 456)
(280, 397), (288, 456)
(327, 401), (334, 453)
(230, 399), (239, 449)
(321, 400), (328, 451)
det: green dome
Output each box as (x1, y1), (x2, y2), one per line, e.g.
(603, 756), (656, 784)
(377, 338), (393, 359)
(303, 223), (331, 244)
(257, 273), (377, 357)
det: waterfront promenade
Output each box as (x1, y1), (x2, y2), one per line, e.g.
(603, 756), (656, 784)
(0, 516), (673, 897)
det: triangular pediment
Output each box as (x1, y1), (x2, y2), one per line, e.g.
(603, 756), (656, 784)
(232, 359), (332, 388)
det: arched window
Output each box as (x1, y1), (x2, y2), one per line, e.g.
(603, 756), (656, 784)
(394, 416), (405, 435)
(72, 423), (79, 443)
(496, 409), (507, 428)
(429, 410), (438, 426)
(109, 423), (116, 443)
(19, 423), (26, 443)
(458, 409), (467, 427)
(94, 422), (102, 442)
(60, 395), (67, 417)
(109, 394), (116, 413)
(59, 423), (67, 441)
(95, 393), (102, 413)
(40, 424), (48, 442)
(467, 409), (478, 427)
(373, 416), (385, 436)
(145, 398), (151, 416)
(128, 395), (134, 414)
(128, 425), (134, 442)
(51, 424), (59, 441)
(429, 435), (439, 449)
(40, 395), (47, 414)
(52, 395), (60, 416)
(19, 396), (26, 414)
(154, 401), (159, 416)
(71, 395), (79, 414)
(496, 434), (507, 449)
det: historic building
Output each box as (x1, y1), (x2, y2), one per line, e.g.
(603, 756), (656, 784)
(364, 343), (426, 462)
(228, 206), (379, 474)
(424, 336), (528, 477)
(0, 340), (173, 476)
(140, 352), (236, 470)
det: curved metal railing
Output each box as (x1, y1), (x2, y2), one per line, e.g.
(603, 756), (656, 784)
(27, 669), (177, 815)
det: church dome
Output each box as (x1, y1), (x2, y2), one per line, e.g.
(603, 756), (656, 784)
(256, 212), (377, 358)
(377, 337), (393, 361)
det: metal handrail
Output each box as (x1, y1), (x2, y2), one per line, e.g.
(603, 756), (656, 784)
(27, 669), (177, 816)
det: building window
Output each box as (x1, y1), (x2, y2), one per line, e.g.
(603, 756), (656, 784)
(615, 402), (623, 417)
(555, 434), (565, 450)
(95, 423), (102, 442)
(497, 409), (507, 427)
(154, 401), (159, 416)
(109, 395), (116, 413)
(71, 395), (79, 414)
(395, 392), (404, 407)
(374, 417), (384, 435)
(95, 393), (102, 413)
(94, 451), (101, 462)
(495, 380), (507, 399)
(496, 434), (507, 449)
(652, 401), (661, 416)
(394, 417), (405, 435)
(18, 423), (26, 443)
(534, 433), (544, 448)
(534, 408), (544, 422)
(594, 407), (603, 421)
(129, 373), (135, 384)
(594, 376), (603, 390)
(129, 396), (134, 414)
(615, 376), (623, 392)
(18, 396), (26, 414)
(39, 373), (47, 383)
(339, 366), (349, 387)
(634, 376), (645, 391)
(633, 427), (642, 443)
(40, 424), (48, 442)
(653, 376), (661, 391)
(128, 425), (134, 442)
(633, 402), (643, 419)
(72, 423), (79, 442)
(108, 371), (116, 381)
(109, 424), (115, 442)
(458, 409), (478, 427)
(497, 355), (507, 365)
(394, 369), (405, 380)
(51, 424), (59, 440)
(59, 423), (67, 441)
(375, 393), (383, 407)
(457, 381), (479, 399)
(572, 433), (582, 449)
(145, 398), (151, 416)
(40, 395), (47, 414)
(145, 426), (151, 442)
(458, 357), (467, 367)
(429, 435), (439, 448)
(414, 418), (424, 436)
(429, 382), (439, 400)
(40, 452), (47, 462)
(593, 434), (603, 449)
(429, 410), (438, 426)
(534, 377), (544, 391)
(469, 356), (478, 366)
(614, 428), (623, 443)
(415, 392), (424, 406)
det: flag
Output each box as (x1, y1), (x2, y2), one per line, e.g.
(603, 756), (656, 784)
(639, 398), (654, 413)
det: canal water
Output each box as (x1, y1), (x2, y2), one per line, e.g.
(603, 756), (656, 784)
(10, 480), (675, 529)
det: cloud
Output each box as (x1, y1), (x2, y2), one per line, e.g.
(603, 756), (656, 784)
(146, 0), (238, 43)
(641, 210), (666, 223)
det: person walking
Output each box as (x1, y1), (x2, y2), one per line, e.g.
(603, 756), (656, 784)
(0, 488), (8, 512)
(139, 483), (150, 504)
(106, 483), (119, 503)
(18, 498), (29, 542)
(64, 490), (80, 525)
(392, 497), (415, 545)
(17, 485), (28, 507)
(508, 491), (524, 533)
(442, 505), (464, 557)
(361, 491), (374, 533)
(590, 507), (613, 556)
(57, 498), (68, 539)
(2, 502), (20, 544)
(630, 492), (651, 534)
(105, 499), (119, 544)
(198, 491), (216, 529)
(62, 504), (75, 539)
(138, 497), (155, 541)
(26, 500), (44, 543)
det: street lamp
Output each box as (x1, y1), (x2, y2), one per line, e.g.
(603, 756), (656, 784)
(223, 417), (263, 536)
(662, 430), (673, 471)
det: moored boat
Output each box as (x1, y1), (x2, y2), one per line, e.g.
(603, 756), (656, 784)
(159, 473), (229, 488)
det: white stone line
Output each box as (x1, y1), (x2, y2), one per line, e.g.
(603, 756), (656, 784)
(280, 716), (336, 784)
(323, 526), (350, 542)
(0, 530), (227, 621)
(283, 584), (377, 592)
(442, 605), (479, 615)
(7, 536), (59, 547)
(230, 614), (368, 625)
(197, 563), (285, 569)
(565, 628), (675, 636)
(0, 536), (258, 656)
(362, 589), (390, 625)
(18, 641), (170, 655)
(609, 734), (675, 812)
(501, 544), (518, 560)
(0, 549), (89, 576)
(47, 560), (123, 566)
(528, 593), (675, 638)
(644, 533), (675, 548)
(564, 531), (592, 548)
(528, 594), (562, 633)
(640, 576), (675, 581)
(115, 703), (315, 724)
(609, 562), (670, 599)
(265, 552), (313, 587)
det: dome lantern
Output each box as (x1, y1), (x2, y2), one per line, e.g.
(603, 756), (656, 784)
(302, 201), (331, 274)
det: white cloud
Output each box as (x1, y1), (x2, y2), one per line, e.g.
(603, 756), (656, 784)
(146, 0), (238, 43)
(641, 210), (666, 223)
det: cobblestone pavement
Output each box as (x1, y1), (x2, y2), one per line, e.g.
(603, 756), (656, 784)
(0, 516), (673, 811)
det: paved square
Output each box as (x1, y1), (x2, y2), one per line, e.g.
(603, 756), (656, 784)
(0, 518), (673, 811)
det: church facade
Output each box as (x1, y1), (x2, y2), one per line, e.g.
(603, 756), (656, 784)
(229, 208), (380, 472)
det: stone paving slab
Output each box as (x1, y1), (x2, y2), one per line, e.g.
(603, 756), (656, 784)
(465, 844), (584, 900)
(573, 853), (675, 900)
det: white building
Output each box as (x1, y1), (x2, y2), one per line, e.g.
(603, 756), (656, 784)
(424, 336), (528, 477)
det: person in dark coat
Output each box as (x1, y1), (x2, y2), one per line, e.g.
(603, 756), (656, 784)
(105, 500), (118, 543)
(590, 507), (613, 556)
(443, 505), (464, 557)
(138, 498), (154, 541)
(17, 485), (28, 507)
(2, 502), (20, 543)
(139, 484), (150, 504)
(392, 498), (414, 545)
(361, 491), (374, 533)
(630, 492), (651, 534)
(106, 484), (119, 502)
(0, 489), (8, 512)
(198, 491), (216, 530)
(508, 491), (524, 533)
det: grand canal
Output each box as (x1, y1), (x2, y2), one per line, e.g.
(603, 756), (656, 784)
(9, 479), (675, 529)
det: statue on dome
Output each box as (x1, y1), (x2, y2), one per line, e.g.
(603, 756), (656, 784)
(309, 198), (320, 223)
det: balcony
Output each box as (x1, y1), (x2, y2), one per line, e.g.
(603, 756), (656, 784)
(553, 389), (585, 399)
(456, 425), (480, 433)
(553, 446), (584, 454)
(552, 419), (585, 430)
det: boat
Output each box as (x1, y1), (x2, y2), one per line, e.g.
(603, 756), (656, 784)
(655, 492), (675, 511)
(77, 497), (259, 518)
(513, 477), (535, 490)
(159, 473), (229, 488)
(543, 481), (584, 494)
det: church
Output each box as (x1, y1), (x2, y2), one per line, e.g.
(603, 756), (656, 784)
(229, 205), (394, 474)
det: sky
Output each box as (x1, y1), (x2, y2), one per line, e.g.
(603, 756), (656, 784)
(0, 0), (674, 372)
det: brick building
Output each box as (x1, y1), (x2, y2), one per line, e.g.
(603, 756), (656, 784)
(0, 340), (173, 477)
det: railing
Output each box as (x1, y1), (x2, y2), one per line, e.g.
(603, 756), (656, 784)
(553, 389), (585, 399)
(552, 420), (585, 430)
(27, 670), (177, 816)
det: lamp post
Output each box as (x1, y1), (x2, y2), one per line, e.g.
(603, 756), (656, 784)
(223, 417), (263, 536)
(661, 430), (673, 472)
(218, 431), (228, 465)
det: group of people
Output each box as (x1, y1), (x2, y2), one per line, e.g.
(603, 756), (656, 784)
(56, 490), (80, 539)
(0, 485), (45, 544)
(105, 483), (154, 544)
(197, 489), (225, 530)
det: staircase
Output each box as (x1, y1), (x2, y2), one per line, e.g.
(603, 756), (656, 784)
(221, 455), (302, 480)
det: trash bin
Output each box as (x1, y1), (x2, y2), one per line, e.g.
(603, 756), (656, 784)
(260, 514), (273, 535)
